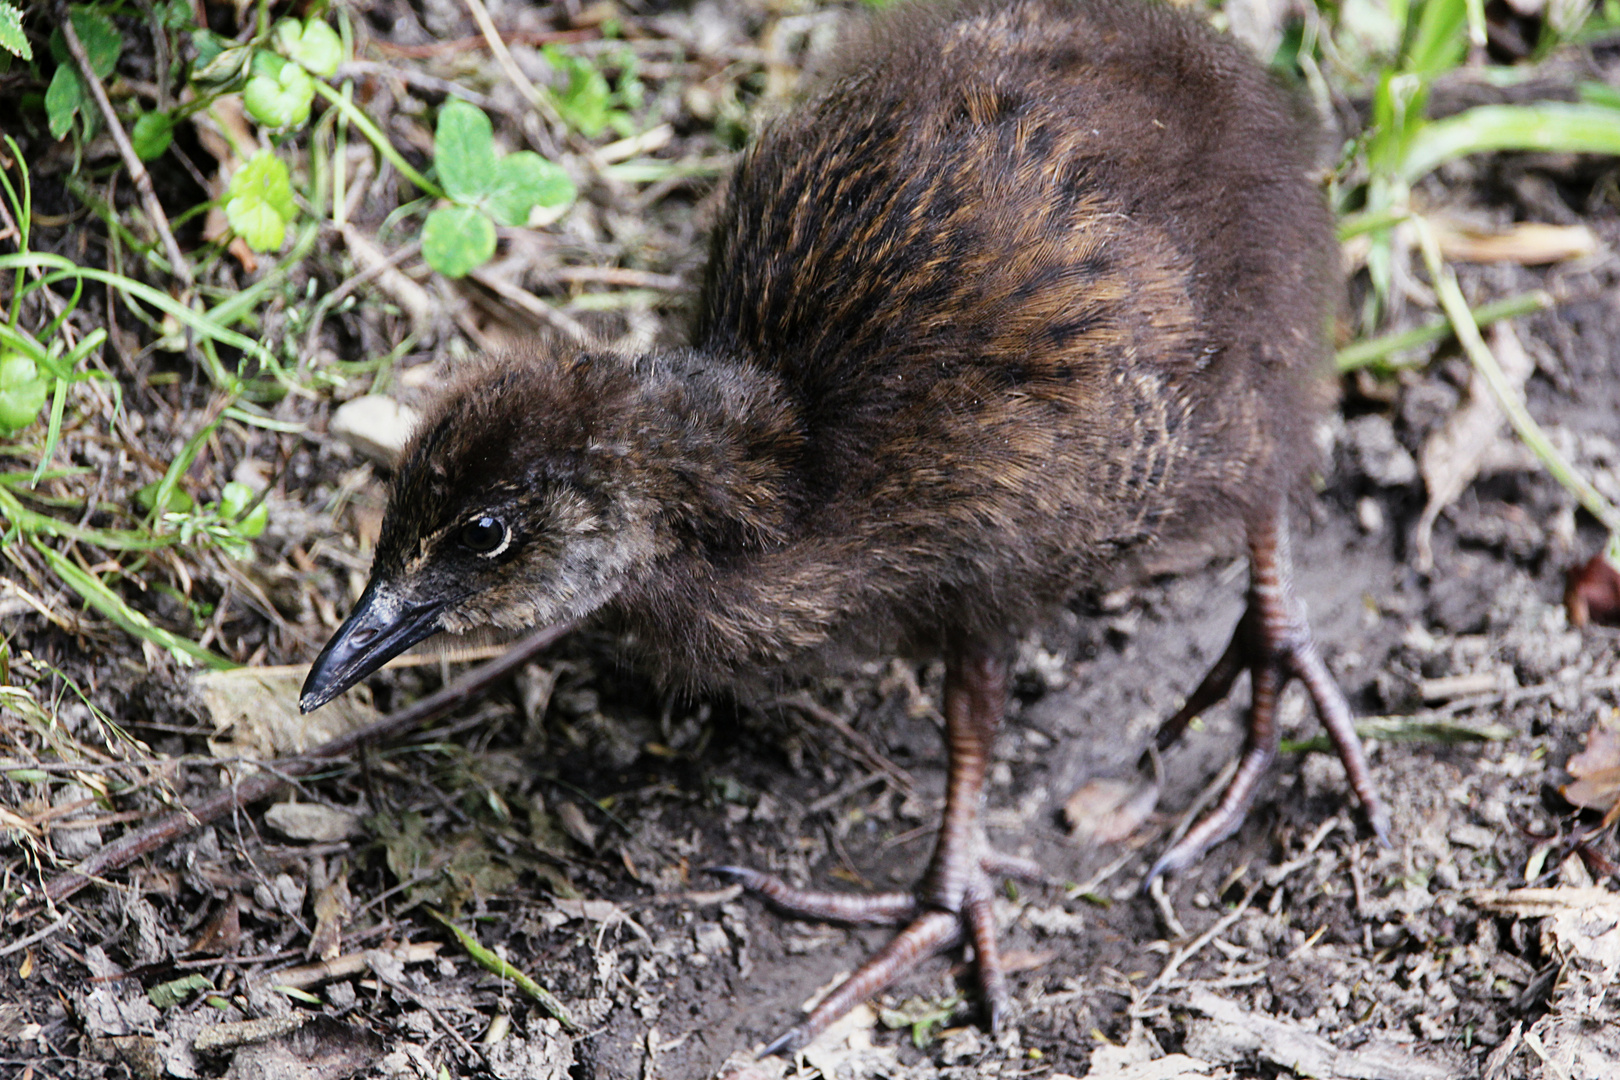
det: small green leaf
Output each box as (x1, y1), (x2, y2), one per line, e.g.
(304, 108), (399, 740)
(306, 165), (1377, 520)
(44, 65), (87, 140)
(131, 110), (174, 161)
(225, 151), (296, 252)
(148, 973), (213, 1009)
(190, 30), (250, 86)
(219, 481), (268, 538)
(157, 0), (191, 31)
(0, 3), (31, 61)
(243, 54), (314, 129)
(486, 152), (575, 226)
(435, 100), (498, 204)
(50, 7), (121, 78)
(0, 351), (50, 435)
(275, 17), (342, 78)
(544, 45), (615, 138)
(422, 205), (496, 278)
(135, 480), (194, 514)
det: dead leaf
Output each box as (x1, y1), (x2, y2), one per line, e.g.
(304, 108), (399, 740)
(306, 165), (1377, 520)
(1561, 716), (1620, 825)
(188, 896), (241, 955)
(196, 667), (378, 761)
(1183, 988), (1457, 1080)
(1063, 776), (1159, 845)
(328, 395), (421, 469)
(1414, 321), (1534, 571)
(1567, 550), (1620, 628)
(555, 800), (600, 850)
(265, 802), (362, 843)
(1433, 219), (1598, 265)
(308, 867), (352, 962)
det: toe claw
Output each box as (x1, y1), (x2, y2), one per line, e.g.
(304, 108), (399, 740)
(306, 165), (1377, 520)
(762, 1026), (808, 1058)
(1367, 805), (1394, 848)
(1142, 841), (1199, 891)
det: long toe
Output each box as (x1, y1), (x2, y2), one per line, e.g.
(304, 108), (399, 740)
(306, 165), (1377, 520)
(763, 908), (963, 1057)
(709, 865), (918, 925)
(728, 845), (1030, 1056)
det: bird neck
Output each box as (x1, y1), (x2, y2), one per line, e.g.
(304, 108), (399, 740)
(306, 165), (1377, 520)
(625, 347), (804, 553)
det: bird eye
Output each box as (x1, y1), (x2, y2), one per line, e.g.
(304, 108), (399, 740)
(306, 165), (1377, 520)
(458, 516), (508, 556)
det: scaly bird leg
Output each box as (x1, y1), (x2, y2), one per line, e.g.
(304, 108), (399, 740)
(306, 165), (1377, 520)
(713, 638), (1039, 1056)
(1146, 504), (1392, 884)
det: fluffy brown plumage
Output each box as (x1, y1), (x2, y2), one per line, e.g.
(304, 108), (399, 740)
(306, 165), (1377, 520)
(303, 0), (1386, 1053)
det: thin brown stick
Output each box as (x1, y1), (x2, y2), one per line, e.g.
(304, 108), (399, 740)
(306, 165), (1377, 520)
(18, 621), (574, 917)
(58, 2), (192, 286)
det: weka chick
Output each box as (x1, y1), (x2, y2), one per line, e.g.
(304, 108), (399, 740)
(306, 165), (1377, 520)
(303, 0), (1390, 1053)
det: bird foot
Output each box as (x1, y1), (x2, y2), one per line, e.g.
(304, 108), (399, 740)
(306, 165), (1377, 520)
(710, 848), (1041, 1056)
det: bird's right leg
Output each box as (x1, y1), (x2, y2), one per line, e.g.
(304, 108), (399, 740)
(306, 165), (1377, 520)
(712, 637), (1040, 1055)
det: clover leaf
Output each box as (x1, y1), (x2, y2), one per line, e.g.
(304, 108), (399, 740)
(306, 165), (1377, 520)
(274, 17), (342, 78)
(243, 52), (314, 130)
(421, 101), (575, 276)
(421, 205), (496, 279)
(0, 3), (32, 61)
(488, 152), (576, 227)
(135, 480), (195, 515)
(131, 111), (175, 161)
(224, 151), (296, 252)
(45, 6), (122, 139)
(219, 481), (269, 538)
(435, 100), (499, 205)
(0, 351), (50, 435)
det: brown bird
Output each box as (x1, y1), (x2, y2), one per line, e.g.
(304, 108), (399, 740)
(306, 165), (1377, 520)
(302, 0), (1390, 1054)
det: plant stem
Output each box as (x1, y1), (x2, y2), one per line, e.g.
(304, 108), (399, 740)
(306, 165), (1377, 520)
(1415, 216), (1620, 533)
(1336, 290), (1551, 371)
(58, 2), (192, 287)
(310, 80), (443, 199)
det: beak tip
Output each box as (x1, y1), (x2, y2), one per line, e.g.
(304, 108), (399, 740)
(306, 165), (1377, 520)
(300, 585), (449, 715)
(298, 678), (333, 714)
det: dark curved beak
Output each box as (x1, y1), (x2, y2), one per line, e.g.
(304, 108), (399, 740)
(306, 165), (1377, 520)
(300, 580), (449, 713)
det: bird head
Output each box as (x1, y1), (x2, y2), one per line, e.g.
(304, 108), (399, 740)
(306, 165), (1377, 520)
(299, 352), (668, 712)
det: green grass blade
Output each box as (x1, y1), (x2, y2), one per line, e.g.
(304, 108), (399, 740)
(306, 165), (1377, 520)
(0, 254), (272, 384)
(149, 410), (227, 530)
(428, 910), (578, 1030)
(1402, 102), (1620, 183)
(1415, 216), (1620, 534)
(310, 80), (443, 200)
(0, 485), (175, 550)
(1406, 0), (1470, 76)
(35, 540), (237, 670)
(1337, 290), (1551, 371)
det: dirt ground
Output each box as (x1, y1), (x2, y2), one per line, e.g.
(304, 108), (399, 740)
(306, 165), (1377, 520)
(3, 2), (1620, 1079)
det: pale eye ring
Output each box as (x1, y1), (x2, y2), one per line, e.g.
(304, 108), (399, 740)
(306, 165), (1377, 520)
(459, 516), (510, 557)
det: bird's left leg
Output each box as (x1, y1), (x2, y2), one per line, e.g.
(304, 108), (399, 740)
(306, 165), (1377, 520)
(713, 636), (1039, 1055)
(1145, 503), (1391, 883)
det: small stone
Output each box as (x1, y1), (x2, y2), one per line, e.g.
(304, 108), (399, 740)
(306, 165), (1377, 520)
(1449, 823), (1498, 850)
(1344, 414), (1418, 487)
(329, 396), (420, 467)
(1357, 496), (1385, 534)
(265, 802), (361, 843)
